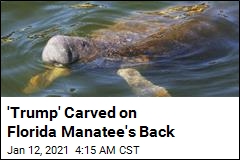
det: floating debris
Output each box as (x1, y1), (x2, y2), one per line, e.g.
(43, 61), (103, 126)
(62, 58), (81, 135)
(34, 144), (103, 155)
(2, 26), (32, 44)
(145, 3), (209, 19)
(27, 26), (60, 39)
(168, 3), (209, 13)
(1, 32), (15, 44)
(1, 37), (14, 43)
(70, 2), (102, 9)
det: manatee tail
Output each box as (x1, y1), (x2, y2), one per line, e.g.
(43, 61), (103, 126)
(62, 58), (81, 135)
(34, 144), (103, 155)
(117, 68), (171, 97)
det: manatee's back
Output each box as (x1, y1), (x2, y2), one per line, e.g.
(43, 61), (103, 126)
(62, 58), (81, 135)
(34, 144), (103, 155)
(91, 16), (167, 48)
(90, 3), (210, 49)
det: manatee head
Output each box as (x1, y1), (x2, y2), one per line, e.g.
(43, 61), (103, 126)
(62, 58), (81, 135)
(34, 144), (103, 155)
(42, 35), (87, 65)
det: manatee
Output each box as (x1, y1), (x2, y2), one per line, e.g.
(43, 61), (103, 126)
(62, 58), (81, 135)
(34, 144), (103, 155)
(23, 66), (71, 94)
(42, 3), (211, 66)
(23, 3), (234, 96)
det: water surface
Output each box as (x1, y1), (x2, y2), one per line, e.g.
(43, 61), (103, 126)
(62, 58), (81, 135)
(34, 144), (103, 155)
(1, 1), (239, 97)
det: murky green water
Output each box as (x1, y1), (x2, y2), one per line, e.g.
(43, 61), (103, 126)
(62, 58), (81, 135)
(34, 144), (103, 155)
(1, 1), (239, 97)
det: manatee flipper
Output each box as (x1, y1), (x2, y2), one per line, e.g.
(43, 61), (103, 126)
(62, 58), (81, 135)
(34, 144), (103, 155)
(117, 68), (171, 97)
(23, 66), (71, 94)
